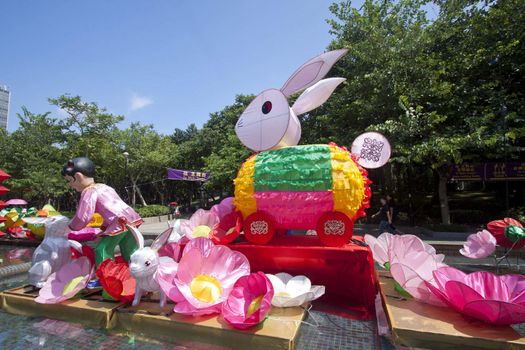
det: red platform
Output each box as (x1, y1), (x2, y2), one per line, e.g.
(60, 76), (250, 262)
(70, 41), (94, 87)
(228, 235), (377, 318)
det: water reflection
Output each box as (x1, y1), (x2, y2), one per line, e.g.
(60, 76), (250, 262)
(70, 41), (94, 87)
(0, 246), (34, 266)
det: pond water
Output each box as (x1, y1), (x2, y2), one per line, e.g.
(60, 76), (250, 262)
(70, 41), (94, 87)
(0, 245), (391, 350)
(0, 246), (34, 266)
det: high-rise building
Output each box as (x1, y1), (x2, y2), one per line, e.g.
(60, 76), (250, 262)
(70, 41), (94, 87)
(0, 85), (10, 130)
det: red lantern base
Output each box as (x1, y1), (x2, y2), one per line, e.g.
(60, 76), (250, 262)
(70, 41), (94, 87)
(229, 235), (377, 317)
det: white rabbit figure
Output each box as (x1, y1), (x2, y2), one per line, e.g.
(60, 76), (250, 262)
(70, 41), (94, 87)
(235, 49), (348, 152)
(126, 222), (176, 308)
(24, 216), (73, 288)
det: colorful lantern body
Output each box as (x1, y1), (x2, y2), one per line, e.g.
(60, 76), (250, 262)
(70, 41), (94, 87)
(487, 218), (525, 249)
(234, 143), (371, 246)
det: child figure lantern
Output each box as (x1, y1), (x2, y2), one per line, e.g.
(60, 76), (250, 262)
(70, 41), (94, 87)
(62, 157), (143, 283)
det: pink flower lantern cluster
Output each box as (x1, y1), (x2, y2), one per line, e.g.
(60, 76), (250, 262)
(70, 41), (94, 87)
(179, 197), (241, 244)
(426, 266), (525, 325)
(367, 219), (525, 326)
(459, 218), (525, 261)
(365, 232), (446, 306)
(156, 237), (273, 329)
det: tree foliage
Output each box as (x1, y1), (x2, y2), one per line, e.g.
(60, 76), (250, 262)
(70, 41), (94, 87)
(1, 0), (523, 223)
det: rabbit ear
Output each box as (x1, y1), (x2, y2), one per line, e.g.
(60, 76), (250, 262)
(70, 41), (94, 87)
(281, 49), (348, 97)
(126, 224), (144, 250)
(291, 78), (346, 115)
(151, 226), (172, 251)
(68, 240), (83, 254)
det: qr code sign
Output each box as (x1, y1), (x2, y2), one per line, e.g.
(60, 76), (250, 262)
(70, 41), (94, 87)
(359, 137), (384, 163)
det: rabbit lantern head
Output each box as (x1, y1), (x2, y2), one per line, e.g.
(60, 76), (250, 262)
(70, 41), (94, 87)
(235, 49), (348, 152)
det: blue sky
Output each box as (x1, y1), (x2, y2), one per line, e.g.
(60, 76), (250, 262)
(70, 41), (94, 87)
(1, 0), (350, 133)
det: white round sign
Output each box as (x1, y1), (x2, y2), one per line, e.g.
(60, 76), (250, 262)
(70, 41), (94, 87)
(351, 132), (391, 169)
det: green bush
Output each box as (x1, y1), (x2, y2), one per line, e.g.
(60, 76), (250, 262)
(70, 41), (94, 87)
(135, 205), (171, 218)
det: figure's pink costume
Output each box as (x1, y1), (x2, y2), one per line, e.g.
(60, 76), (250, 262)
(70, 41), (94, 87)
(70, 184), (143, 236)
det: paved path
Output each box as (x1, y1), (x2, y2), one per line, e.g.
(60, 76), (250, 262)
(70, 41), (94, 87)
(139, 220), (173, 238)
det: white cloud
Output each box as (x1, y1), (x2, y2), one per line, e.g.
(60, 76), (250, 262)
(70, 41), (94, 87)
(129, 93), (153, 111)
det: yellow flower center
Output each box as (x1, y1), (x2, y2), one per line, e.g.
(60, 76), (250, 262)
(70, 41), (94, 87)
(192, 225), (212, 238)
(62, 276), (84, 295)
(246, 295), (264, 317)
(190, 274), (223, 303)
(276, 291), (291, 298)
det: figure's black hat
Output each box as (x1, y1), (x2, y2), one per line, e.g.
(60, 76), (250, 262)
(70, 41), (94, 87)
(61, 157), (95, 178)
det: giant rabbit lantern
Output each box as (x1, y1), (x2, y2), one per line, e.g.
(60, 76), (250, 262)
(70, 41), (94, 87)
(232, 49), (391, 246)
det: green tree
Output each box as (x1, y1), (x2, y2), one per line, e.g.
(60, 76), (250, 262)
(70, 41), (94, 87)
(48, 94), (126, 188)
(117, 123), (177, 207)
(326, 0), (525, 223)
(0, 108), (68, 207)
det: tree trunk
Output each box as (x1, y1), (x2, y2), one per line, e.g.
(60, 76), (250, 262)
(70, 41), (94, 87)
(155, 182), (165, 205)
(136, 185), (147, 206)
(131, 181), (137, 207)
(437, 168), (451, 224)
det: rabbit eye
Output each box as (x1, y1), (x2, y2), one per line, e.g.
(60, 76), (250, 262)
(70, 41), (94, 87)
(261, 101), (272, 114)
(145, 261), (151, 266)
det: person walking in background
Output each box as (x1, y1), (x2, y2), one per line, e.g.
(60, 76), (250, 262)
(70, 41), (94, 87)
(386, 194), (396, 226)
(372, 196), (394, 233)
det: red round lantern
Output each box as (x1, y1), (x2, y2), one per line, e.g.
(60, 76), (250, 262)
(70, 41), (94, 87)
(243, 211), (276, 245)
(316, 211), (354, 247)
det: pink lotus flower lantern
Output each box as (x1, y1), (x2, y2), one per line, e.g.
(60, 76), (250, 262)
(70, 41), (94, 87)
(172, 237), (250, 316)
(222, 272), (273, 329)
(36, 256), (92, 304)
(210, 197), (234, 220)
(365, 233), (446, 306)
(180, 209), (220, 240)
(426, 266), (525, 325)
(389, 249), (446, 306)
(460, 230), (497, 259)
(363, 232), (392, 268)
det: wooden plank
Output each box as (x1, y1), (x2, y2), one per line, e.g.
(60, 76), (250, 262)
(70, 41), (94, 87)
(379, 274), (525, 350)
(115, 300), (308, 350)
(0, 285), (122, 329)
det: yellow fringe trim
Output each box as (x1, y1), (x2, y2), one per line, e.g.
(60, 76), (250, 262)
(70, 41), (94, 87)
(233, 155), (257, 218)
(329, 145), (366, 219)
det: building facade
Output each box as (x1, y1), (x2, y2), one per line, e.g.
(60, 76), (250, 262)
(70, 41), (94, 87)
(0, 85), (10, 130)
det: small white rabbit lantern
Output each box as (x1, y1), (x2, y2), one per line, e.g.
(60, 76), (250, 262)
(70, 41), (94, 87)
(24, 216), (73, 288)
(126, 222), (177, 308)
(235, 49), (348, 152)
